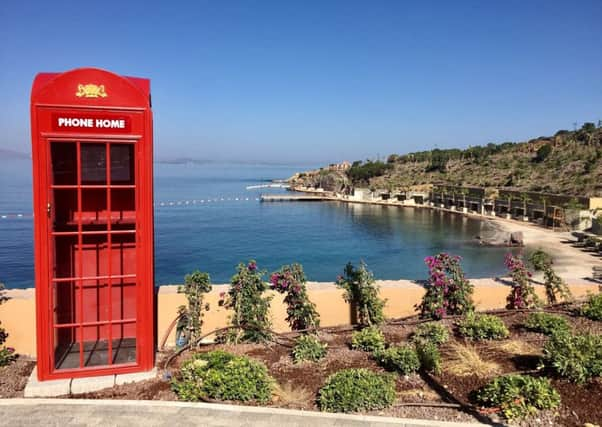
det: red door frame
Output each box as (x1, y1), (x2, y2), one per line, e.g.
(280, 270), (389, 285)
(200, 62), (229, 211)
(31, 68), (154, 380)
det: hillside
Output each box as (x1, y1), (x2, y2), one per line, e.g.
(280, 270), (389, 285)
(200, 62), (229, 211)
(290, 124), (602, 197)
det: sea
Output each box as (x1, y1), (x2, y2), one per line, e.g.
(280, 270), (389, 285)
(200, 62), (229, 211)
(0, 157), (514, 289)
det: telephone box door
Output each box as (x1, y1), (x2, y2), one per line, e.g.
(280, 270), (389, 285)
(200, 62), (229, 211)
(48, 139), (140, 371)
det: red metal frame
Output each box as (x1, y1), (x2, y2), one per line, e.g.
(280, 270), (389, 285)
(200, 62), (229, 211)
(31, 68), (154, 380)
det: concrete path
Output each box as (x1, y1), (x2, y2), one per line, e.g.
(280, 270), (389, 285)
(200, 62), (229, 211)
(0, 398), (490, 427)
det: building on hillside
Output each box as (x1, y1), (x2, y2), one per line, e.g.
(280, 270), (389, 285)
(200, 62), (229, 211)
(328, 161), (352, 171)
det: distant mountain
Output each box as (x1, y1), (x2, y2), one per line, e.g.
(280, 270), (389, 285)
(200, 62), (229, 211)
(0, 148), (30, 160)
(290, 123), (602, 197)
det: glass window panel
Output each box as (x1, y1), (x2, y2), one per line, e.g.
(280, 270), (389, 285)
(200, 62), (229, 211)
(110, 144), (135, 185)
(54, 326), (79, 370)
(51, 142), (77, 185)
(81, 144), (106, 184)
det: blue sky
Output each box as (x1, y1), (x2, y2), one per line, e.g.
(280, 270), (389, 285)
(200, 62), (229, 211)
(1, 0), (601, 164)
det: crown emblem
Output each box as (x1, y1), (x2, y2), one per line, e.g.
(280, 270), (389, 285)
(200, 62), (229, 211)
(76, 84), (108, 98)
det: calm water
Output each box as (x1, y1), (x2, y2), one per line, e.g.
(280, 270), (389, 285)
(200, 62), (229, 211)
(0, 158), (512, 288)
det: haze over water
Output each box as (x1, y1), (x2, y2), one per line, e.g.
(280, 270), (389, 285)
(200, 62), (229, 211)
(0, 158), (512, 289)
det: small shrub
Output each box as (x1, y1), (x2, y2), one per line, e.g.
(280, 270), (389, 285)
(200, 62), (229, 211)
(0, 282), (16, 366)
(579, 293), (602, 321)
(318, 368), (396, 412)
(336, 262), (386, 326)
(270, 264), (320, 330)
(523, 312), (570, 335)
(172, 350), (274, 403)
(419, 253), (474, 319)
(412, 322), (449, 346)
(528, 249), (572, 304)
(504, 253), (540, 309)
(176, 270), (212, 348)
(472, 374), (560, 420)
(415, 340), (442, 374)
(375, 344), (420, 375)
(457, 313), (509, 341)
(542, 331), (602, 383)
(222, 260), (273, 343)
(350, 326), (385, 353)
(292, 334), (327, 363)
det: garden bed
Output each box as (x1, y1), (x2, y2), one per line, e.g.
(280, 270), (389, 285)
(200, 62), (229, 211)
(2, 309), (601, 425)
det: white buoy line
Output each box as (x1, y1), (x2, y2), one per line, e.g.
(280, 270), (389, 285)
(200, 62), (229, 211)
(0, 196), (264, 219)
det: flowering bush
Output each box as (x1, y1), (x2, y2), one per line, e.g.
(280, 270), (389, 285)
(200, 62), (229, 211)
(221, 260), (273, 343)
(528, 249), (572, 304)
(176, 271), (212, 348)
(269, 264), (320, 330)
(504, 253), (540, 309)
(418, 253), (474, 319)
(336, 262), (385, 326)
(0, 282), (16, 366)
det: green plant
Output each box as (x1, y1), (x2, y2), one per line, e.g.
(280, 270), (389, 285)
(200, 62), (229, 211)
(457, 313), (509, 341)
(176, 270), (212, 348)
(222, 260), (273, 343)
(270, 264), (320, 330)
(0, 282), (16, 366)
(579, 293), (602, 321)
(472, 374), (560, 420)
(528, 249), (572, 304)
(350, 326), (386, 353)
(375, 344), (420, 375)
(172, 350), (274, 403)
(523, 312), (570, 335)
(415, 340), (442, 374)
(419, 253), (474, 320)
(292, 334), (327, 363)
(542, 331), (602, 383)
(336, 262), (386, 326)
(318, 368), (396, 412)
(411, 322), (449, 346)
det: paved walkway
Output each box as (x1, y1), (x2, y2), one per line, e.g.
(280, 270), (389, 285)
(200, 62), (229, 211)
(0, 399), (489, 427)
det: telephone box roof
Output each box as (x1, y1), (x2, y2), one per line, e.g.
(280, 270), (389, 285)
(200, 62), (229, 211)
(31, 67), (150, 108)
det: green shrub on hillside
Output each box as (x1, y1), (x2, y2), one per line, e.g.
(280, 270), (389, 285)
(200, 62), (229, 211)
(172, 350), (274, 403)
(318, 368), (396, 412)
(523, 312), (570, 335)
(472, 374), (560, 420)
(350, 326), (385, 353)
(457, 313), (509, 341)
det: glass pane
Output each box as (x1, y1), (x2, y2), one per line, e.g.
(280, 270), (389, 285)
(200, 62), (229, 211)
(54, 326), (79, 370)
(81, 143), (106, 184)
(52, 235), (77, 279)
(110, 144), (135, 185)
(52, 189), (78, 232)
(81, 189), (108, 230)
(111, 189), (136, 226)
(51, 142), (77, 185)
(111, 335), (136, 364)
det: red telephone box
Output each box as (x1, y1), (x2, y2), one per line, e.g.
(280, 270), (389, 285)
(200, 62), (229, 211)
(30, 68), (154, 380)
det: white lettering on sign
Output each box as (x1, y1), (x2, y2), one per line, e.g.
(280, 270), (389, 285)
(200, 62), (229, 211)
(57, 117), (126, 129)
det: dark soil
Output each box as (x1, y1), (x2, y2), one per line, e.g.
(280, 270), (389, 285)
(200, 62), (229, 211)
(2, 310), (602, 426)
(0, 358), (35, 398)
